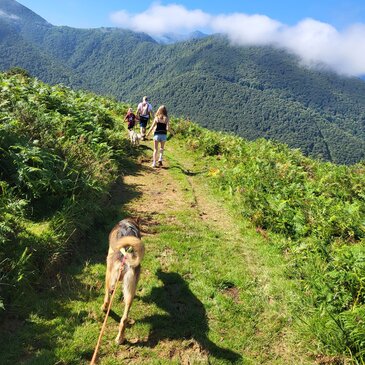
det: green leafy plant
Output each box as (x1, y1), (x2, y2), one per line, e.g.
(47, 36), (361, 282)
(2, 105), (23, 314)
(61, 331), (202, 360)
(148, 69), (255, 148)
(0, 72), (130, 317)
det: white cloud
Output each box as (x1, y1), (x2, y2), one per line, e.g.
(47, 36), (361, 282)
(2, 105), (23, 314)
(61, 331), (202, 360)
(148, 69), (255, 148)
(110, 4), (365, 76)
(335, 24), (365, 75)
(110, 4), (210, 36)
(211, 13), (282, 45)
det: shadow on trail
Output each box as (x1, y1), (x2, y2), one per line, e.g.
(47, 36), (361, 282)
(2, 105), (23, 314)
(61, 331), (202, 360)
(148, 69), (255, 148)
(169, 164), (207, 177)
(73, 155), (148, 262)
(137, 270), (242, 363)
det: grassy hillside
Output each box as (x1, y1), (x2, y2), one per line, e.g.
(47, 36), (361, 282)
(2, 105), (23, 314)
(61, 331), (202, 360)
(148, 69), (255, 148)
(1, 72), (364, 364)
(171, 119), (365, 362)
(1, 0), (365, 164)
(0, 71), (131, 317)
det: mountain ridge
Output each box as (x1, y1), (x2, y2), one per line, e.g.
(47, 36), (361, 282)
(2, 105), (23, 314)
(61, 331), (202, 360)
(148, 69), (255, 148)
(1, 0), (365, 164)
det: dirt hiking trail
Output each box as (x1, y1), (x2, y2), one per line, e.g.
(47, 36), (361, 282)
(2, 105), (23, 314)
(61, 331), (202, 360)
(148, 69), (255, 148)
(100, 140), (315, 365)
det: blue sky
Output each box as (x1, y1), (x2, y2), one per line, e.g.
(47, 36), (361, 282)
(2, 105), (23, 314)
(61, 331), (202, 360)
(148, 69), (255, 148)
(17, 0), (365, 29)
(15, 1), (365, 76)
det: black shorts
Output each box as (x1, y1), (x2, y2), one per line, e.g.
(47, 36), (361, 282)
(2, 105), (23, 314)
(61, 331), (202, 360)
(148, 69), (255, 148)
(139, 116), (149, 128)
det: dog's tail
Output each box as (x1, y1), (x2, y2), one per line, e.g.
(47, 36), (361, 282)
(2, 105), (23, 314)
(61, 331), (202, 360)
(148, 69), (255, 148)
(111, 236), (144, 267)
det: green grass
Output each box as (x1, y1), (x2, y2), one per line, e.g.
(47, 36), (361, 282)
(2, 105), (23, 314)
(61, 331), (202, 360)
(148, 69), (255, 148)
(169, 122), (365, 364)
(0, 138), (324, 364)
(165, 140), (317, 364)
(3, 74), (358, 364)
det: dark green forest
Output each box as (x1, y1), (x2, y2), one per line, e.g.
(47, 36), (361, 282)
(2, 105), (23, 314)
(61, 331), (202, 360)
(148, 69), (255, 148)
(1, 0), (365, 165)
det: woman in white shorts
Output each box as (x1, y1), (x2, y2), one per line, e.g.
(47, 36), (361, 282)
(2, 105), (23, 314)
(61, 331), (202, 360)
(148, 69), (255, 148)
(146, 105), (169, 167)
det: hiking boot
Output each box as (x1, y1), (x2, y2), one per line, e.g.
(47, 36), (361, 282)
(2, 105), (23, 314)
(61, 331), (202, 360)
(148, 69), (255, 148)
(158, 160), (163, 167)
(151, 162), (156, 168)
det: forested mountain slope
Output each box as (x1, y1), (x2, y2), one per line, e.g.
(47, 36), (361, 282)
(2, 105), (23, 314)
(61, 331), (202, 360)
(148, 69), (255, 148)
(1, 0), (365, 164)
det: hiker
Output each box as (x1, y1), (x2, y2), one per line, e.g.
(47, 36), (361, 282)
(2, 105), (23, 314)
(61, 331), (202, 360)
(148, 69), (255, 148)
(136, 96), (153, 140)
(124, 108), (136, 131)
(146, 105), (169, 168)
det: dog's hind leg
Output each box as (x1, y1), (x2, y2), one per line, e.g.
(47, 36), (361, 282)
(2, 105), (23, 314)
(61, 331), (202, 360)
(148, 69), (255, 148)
(101, 254), (114, 312)
(115, 267), (140, 344)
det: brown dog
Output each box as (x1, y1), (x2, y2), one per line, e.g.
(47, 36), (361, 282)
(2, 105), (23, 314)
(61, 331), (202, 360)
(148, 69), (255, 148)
(101, 218), (145, 344)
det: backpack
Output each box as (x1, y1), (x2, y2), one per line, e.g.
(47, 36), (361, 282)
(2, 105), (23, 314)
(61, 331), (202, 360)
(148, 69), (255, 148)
(141, 102), (149, 116)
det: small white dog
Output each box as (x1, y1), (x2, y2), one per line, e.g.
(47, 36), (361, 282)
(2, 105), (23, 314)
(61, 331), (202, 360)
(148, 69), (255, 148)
(128, 130), (141, 146)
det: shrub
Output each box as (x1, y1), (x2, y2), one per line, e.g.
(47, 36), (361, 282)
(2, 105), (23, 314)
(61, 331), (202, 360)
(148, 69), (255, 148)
(0, 73), (130, 316)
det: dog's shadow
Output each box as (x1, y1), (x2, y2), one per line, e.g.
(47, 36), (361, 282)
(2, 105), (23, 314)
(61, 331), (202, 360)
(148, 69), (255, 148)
(169, 164), (207, 176)
(135, 269), (242, 363)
